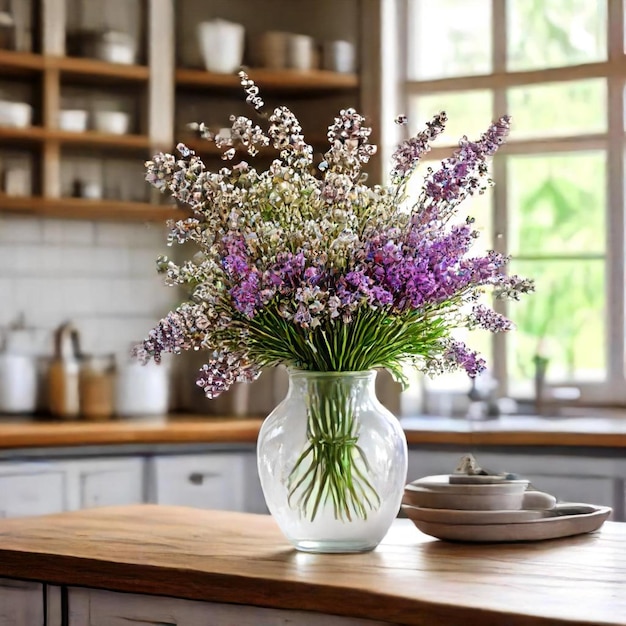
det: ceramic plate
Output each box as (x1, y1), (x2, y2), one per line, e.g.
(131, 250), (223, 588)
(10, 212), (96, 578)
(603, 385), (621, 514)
(402, 504), (546, 525)
(448, 474), (520, 485)
(402, 485), (525, 510)
(405, 503), (612, 543)
(410, 475), (529, 494)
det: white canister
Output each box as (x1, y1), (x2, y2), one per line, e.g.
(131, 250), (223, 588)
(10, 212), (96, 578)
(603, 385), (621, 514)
(0, 353), (37, 413)
(115, 360), (169, 418)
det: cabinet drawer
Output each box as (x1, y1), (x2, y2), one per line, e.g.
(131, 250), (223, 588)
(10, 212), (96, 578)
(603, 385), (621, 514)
(76, 459), (144, 509)
(0, 578), (44, 626)
(68, 587), (394, 625)
(0, 466), (66, 518)
(153, 453), (246, 511)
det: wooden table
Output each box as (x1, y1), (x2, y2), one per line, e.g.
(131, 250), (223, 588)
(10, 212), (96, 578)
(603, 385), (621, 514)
(0, 505), (624, 625)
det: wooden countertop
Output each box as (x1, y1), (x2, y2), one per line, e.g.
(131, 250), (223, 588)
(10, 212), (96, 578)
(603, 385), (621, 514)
(0, 505), (623, 626)
(1, 413), (626, 449)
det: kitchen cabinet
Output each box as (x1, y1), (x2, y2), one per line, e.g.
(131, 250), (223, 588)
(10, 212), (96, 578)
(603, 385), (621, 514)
(66, 586), (386, 626)
(63, 457), (145, 510)
(0, 578), (44, 626)
(0, 0), (371, 222)
(150, 452), (247, 511)
(0, 449), (260, 518)
(0, 462), (66, 517)
(0, 456), (145, 517)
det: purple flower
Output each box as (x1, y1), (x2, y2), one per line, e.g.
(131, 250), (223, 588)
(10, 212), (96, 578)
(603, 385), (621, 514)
(196, 351), (260, 398)
(391, 111), (447, 179)
(443, 340), (486, 378)
(468, 304), (514, 332)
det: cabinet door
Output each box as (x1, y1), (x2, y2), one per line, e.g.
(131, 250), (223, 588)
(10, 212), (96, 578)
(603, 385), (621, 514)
(152, 453), (247, 512)
(0, 578), (44, 626)
(0, 463), (67, 518)
(70, 458), (144, 510)
(68, 587), (395, 625)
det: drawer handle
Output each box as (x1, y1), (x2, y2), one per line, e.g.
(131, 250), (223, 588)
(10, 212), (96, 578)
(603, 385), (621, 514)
(188, 472), (219, 485)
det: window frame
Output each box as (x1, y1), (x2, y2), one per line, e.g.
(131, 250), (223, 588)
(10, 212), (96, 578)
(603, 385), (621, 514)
(400, 0), (626, 404)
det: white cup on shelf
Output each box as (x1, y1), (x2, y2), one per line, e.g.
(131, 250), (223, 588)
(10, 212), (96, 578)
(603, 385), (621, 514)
(197, 19), (245, 74)
(250, 31), (289, 69)
(59, 109), (88, 132)
(0, 101), (32, 128)
(322, 40), (356, 73)
(93, 110), (131, 135)
(287, 34), (315, 71)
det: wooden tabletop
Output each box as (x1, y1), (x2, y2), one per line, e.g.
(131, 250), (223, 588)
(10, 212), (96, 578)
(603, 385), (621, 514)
(0, 505), (623, 626)
(1, 413), (626, 449)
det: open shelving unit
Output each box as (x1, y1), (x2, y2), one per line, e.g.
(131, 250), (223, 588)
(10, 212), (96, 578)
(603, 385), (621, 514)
(0, 0), (365, 222)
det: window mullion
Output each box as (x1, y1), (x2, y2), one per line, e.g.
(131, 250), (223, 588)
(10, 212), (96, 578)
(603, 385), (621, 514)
(606, 0), (625, 394)
(492, 0), (508, 395)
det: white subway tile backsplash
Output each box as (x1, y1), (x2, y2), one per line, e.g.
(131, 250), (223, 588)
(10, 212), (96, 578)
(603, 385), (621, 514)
(132, 222), (168, 247)
(56, 220), (95, 245)
(1, 215), (176, 358)
(60, 278), (97, 316)
(0, 246), (15, 275)
(0, 278), (15, 325)
(0, 217), (42, 244)
(128, 248), (159, 276)
(59, 247), (96, 276)
(13, 278), (60, 326)
(92, 247), (130, 276)
(76, 316), (161, 356)
(41, 219), (67, 245)
(96, 222), (138, 246)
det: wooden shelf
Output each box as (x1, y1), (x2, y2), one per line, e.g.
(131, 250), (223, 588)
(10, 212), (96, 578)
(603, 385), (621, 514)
(0, 195), (179, 221)
(52, 55), (150, 83)
(0, 51), (149, 83)
(0, 49), (45, 75)
(49, 129), (151, 151)
(0, 126), (151, 151)
(0, 125), (47, 145)
(176, 67), (358, 91)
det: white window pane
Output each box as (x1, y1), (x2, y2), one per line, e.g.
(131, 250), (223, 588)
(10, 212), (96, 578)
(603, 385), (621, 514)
(507, 79), (607, 139)
(408, 0), (492, 79)
(507, 152), (606, 256)
(507, 259), (606, 391)
(408, 90), (493, 147)
(507, 0), (607, 70)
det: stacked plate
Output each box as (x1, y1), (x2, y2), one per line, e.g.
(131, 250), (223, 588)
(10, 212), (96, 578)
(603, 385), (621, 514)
(402, 474), (611, 543)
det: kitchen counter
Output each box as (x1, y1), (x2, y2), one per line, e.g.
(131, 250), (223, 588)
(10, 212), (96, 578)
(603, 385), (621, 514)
(0, 505), (623, 626)
(0, 413), (626, 449)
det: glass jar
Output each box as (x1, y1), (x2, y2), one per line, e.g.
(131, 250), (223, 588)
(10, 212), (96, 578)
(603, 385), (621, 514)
(257, 370), (407, 553)
(79, 354), (115, 420)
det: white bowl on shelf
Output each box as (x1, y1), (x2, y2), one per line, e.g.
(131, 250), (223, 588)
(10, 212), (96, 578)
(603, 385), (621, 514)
(93, 111), (130, 135)
(0, 101), (32, 128)
(59, 109), (88, 132)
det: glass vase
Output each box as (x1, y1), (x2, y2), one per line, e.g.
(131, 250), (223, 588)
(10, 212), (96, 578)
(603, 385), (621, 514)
(257, 370), (408, 553)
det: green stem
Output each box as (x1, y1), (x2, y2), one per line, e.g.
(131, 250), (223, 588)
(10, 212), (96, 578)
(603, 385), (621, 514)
(287, 377), (380, 522)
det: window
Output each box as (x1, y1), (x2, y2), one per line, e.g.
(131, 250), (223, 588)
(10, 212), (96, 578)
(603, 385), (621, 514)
(401, 0), (625, 405)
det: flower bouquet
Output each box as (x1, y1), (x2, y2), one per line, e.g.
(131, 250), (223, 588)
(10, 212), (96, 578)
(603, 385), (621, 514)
(135, 71), (532, 552)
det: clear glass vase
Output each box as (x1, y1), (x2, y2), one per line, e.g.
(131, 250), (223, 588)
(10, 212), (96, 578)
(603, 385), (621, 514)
(257, 370), (408, 553)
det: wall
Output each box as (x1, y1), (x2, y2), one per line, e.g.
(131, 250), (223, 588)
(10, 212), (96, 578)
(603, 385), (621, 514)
(0, 216), (176, 360)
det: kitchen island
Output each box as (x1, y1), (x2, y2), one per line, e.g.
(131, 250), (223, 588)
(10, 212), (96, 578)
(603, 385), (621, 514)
(0, 504), (624, 626)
